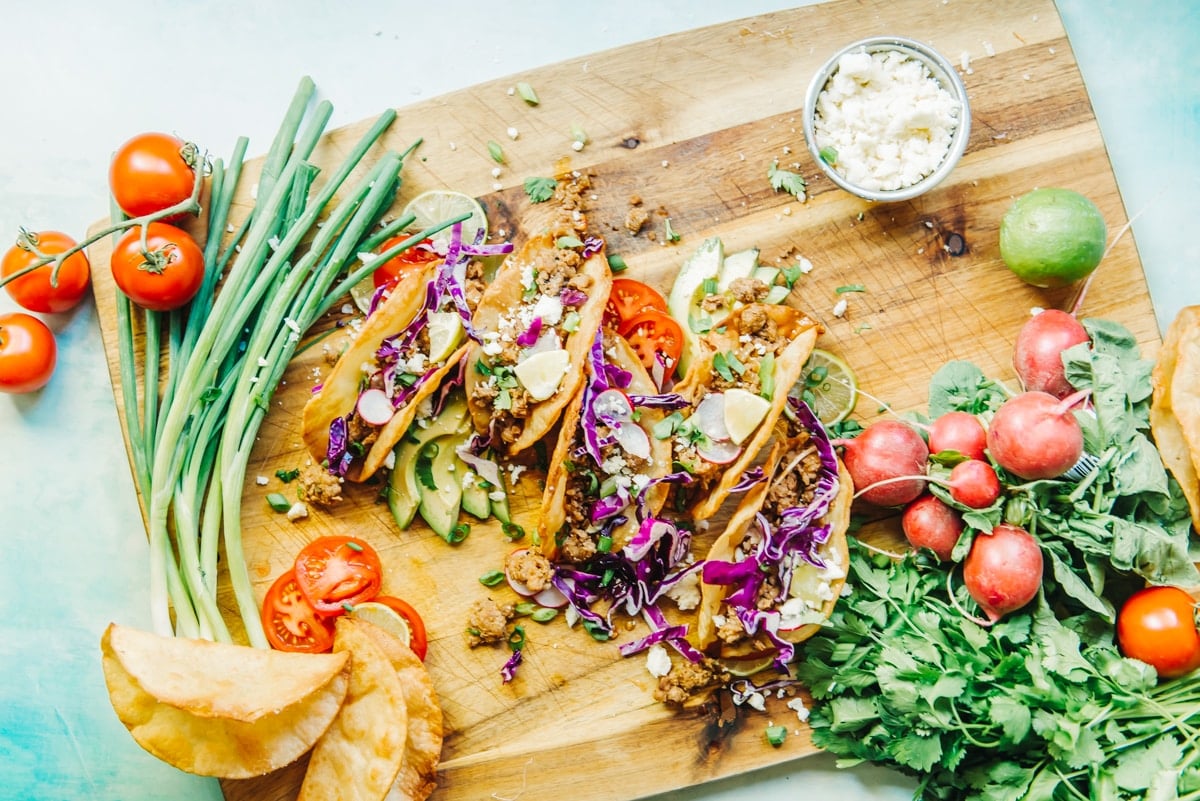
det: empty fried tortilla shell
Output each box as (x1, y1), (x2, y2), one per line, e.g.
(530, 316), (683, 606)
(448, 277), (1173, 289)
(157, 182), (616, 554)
(299, 617), (409, 801)
(302, 261), (469, 482)
(1151, 305), (1200, 531)
(676, 303), (821, 521)
(100, 623), (350, 778)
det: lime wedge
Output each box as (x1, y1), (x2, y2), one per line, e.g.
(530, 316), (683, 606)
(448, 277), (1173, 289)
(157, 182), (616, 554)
(514, 349), (570, 401)
(427, 310), (465, 364)
(348, 601), (412, 648)
(403, 189), (488, 249)
(791, 348), (857, 425)
(723, 387), (771, 445)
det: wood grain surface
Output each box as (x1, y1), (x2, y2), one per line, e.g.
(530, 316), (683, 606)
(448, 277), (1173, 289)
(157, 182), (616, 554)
(85, 0), (1160, 799)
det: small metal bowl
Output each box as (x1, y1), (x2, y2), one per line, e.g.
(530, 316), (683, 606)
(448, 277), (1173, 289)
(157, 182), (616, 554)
(802, 36), (971, 203)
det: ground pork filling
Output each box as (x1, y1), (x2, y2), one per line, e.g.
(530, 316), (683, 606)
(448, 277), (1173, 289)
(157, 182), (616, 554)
(556, 426), (650, 564)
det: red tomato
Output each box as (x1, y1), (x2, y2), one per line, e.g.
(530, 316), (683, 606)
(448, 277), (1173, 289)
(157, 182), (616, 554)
(0, 312), (56, 393)
(605, 278), (668, 328)
(372, 237), (440, 293)
(619, 309), (683, 372)
(293, 536), (383, 617)
(110, 222), (205, 312)
(1, 231), (91, 313)
(261, 569), (337, 653)
(372, 595), (429, 661)
(109, 132), (198, 219)
(1117, 585), (1200, 679)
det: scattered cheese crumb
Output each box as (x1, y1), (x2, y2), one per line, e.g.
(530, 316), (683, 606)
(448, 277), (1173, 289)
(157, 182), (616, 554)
(341, 303), (353, 315)
(571, 140), (584, 152)
(449, 142), (457, 151)
(661, 160), (670, 168)
(492, 182), (503, 191)
(833, 298), (849, 318)
(507, 126), (519, 140)
(645, 644), (672, 678)
(491, 166), (502, 178)
(286, 502), (309, 521)
(787, 697), (811, 723)
(255, 475), (269, 486)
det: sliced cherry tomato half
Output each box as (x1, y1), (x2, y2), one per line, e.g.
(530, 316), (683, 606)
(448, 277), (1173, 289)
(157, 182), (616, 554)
(604, 278), (668, 328)
(293, 535), (383, 617)
(618, 309), (684, 372)
(372, 595), (429, 661)
(372, 237), (440, 293)
(261, 569), (337, 653)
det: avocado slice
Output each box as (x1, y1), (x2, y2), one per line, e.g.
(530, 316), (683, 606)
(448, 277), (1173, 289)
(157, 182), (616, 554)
(417, 436), (465, 542)
(386, 391), (470, 530)
(717, 247), (760, 292)
(460, 467), (492, 519)
(666, 236), (724, 377)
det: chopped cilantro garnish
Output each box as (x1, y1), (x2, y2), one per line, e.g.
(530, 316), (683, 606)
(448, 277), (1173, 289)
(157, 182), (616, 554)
(781, 264), (805, 289)
(479, 570), (505, 587)
(275, 468), (300, 483)
(768, 159), (807, 200)
(523, 176), (556, 203)
(556, 235), (584, 249)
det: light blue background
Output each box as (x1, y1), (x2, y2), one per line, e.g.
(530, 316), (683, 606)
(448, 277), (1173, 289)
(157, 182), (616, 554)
(1, 2), (1195, 799)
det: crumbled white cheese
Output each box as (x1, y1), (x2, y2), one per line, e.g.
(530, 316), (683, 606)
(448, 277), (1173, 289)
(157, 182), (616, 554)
(813, 49), (962, 191)
(255, 475), (269, 486)
(664, 569), (701, 611)
(286, 502), (309, 521)
(645, 644), (672, 678)
(506, 126), (519, 140)
(832, 298), (848, 318)
(383, 449), (395, 470)
(571, 140), (584, 152)
(744, 692), (767, 712)
(519, 262), (535, 291)
(797, 256), (814, 274)
(530, 293), (564, 326)
(491, 166), (502, 179)
(509, 464), (527, 482)
(488, 490), (508, 502)
(787, 697), (811, 723)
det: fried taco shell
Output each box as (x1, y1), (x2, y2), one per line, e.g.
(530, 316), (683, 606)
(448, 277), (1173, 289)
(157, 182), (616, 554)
(539, 330), (672, 560)
(694, 404), (852, 659)
(673, 303), (821, 520)
(301, 262), (470, 482)
(1151, 304), (1200, 531)
(463, 230), (612, 456)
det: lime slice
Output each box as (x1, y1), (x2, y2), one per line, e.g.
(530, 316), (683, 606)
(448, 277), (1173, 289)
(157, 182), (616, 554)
(349, 190), (489, 313)
(348, 601), (412, 648)
(723, 387), (771, 445)
(403, 189), (488, 249)
(718, 654), (777, 678)
(513, 348), (570, 401)
(791, 348), (858, 425)
(427, 310), (465, 364)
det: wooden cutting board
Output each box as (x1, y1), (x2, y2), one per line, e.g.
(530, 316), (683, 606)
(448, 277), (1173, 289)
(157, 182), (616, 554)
(86, 0), (1160, 799)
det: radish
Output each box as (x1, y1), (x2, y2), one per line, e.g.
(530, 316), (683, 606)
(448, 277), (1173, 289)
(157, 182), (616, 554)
(356, 387), (395, 426)
(839, 420), (929, 507)
(505, 547), (567, 607)
(1013, 309), (1089, 399)
(987, 390), (1086, 480)
(901, 494), (964, 561)
(947, 460), (1001, 508)
(927, 411), (988, 461)
(962, 523), (1043, 622)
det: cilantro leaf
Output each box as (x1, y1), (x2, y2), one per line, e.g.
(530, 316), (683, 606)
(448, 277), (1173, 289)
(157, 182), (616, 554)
(523, 176), (556, 203)
(768, 159), (807, 200)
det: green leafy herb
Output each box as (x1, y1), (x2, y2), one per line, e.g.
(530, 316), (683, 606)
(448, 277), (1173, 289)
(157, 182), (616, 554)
(713, 352), (734, 383)
(494, 388), (513, 411)
(515, 81), (539, 105)
(523, 176), (556, 203)
(768, 159), (807, 200)
(416, 445), (438, 491)
(274, 468), (300, 483)
(514, 602), (538, 617)
(487, 140), (505, 164)
(781, 263), (805, 289)
(583, 619), (611, 641)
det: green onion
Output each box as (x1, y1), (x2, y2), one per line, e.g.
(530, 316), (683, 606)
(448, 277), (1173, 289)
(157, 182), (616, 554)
(265, 493), (290, 513)
(514, 602), (538, 617)
(275, 468), (300, 482)
(664, 217), (681, 242)
(445, 523), (471, 544)
(508, 624), (526, 650)
(556, 235), (584, 249)
(765, 725), (788, 747)
(596, 535), (613, 553)
(818, 146), (838, 165)
(531, 607), (558, 623)
(487, 140), (505, 164)
(501, 521), (526, 541)
(344, 540), (364, 552)
(515, 82), (539, 106)
(835, 284), (866, 294)
(479, 570), (506, 587)
(608, 254), (628, 272)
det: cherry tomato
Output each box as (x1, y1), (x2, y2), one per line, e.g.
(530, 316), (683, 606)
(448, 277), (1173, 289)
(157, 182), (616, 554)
(293, 535), (383, 617)
(261, 569), (337, 653)
(605, 278), (668, 328)
(110, 222), (205, 312)
(108, 132), (198, 219)
(371, 595), (429, 661)
(619, 309), (683, 372)
(372, 237), (440, 294)
(1117, 585), (1200, 679)
(1, 231), (91, 313)
(0, 312), (56, 393)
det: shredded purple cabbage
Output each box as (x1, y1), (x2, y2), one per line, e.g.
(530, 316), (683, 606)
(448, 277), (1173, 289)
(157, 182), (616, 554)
(618, 604), (704, 663)
(560, 288), (589, 307)
(729, 465), (767, 493)
(325, 416), (354, 476)
(581, 235), (604, 259)
(500, 648), (523, 684)
(625, 392), (690, 411)
(516, 317), (542, 347)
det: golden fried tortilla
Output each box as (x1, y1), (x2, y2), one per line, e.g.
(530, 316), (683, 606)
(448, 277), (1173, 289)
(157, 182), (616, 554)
(1151, 305), (1200, 532)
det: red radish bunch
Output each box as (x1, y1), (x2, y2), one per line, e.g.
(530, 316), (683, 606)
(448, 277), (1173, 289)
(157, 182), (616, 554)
(962, 524), (1043, 622)
(928, 411), (988, 461)
(1013, 309), (1089, 399)
(901, 494), (964, 561)
(838, 420), (929, 507)
(987, 390), (1087, 480)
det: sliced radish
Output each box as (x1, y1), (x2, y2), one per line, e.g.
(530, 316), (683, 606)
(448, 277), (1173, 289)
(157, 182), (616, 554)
(697, 437), (741, 464)
(505, 547), (559, 601)
(593, 388), (634, 421)
(534, 583), (569, 609)
(356, 387), (395, 426)
(612, 421), (651, 460)
(693, 393), (732, 442)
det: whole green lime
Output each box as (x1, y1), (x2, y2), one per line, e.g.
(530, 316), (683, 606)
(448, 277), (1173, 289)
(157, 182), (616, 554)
(999, 188), (1107, 288)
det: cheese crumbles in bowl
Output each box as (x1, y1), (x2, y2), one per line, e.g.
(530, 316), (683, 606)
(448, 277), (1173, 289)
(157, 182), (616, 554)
(803, 36), (971, 202)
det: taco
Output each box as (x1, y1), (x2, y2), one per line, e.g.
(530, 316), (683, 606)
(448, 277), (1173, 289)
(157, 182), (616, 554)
(539, 328), (679, 561)
(464, 177), (613, 456)
(661, 302), (821, 520)
(694, 398), (852, 664)
(301, 257), (474, 483)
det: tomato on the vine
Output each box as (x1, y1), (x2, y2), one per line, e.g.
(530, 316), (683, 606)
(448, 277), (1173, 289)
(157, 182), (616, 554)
(371, 595), (429, 660)
(109, 132), (199, 220)
(372, 237), (440, 293)
(0, 312), (56, 393)
(261, 569), (337, 653)
(110, 222), (205, 312)
(619, 309), (683, 372)
(604, 278), (668, 328)
(1, 231), (91, 313)
(293, 535), (383, 617)
(1117, 585), (1200, 679)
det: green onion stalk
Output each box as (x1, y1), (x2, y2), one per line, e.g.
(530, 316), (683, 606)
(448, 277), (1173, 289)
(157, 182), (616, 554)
(113, 77), (464, 644)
